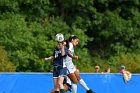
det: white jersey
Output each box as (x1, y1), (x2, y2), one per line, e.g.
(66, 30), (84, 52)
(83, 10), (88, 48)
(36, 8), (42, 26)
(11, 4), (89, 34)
(65, 42), (76, 73)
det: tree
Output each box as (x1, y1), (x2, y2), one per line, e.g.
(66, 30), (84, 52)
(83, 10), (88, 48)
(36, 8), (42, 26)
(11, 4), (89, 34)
(0, 46), (16, 72)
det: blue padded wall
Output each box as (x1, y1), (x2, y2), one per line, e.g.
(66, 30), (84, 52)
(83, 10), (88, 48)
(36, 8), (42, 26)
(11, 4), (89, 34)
(0, 73), (140, 93)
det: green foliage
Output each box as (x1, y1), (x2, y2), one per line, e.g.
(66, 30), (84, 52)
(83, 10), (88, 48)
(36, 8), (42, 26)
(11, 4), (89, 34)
(107, 53), (140, 73)
(74, 48), (94, 72)
(118, 53), (140, 73)
(0, 46), (16, 72)
(0, 0), (140, 72)
(0, 13), (56, 72)
(0, 0), (19, 12)
(0, 12), (91, 72)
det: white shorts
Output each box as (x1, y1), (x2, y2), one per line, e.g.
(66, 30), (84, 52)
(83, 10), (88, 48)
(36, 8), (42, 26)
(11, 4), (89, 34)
(67, 66), (76, 74)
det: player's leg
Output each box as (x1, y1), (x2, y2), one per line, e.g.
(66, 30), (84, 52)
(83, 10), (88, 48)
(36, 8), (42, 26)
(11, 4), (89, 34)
(74, 69), (81, 81)
(63, 83), (71, 92)
(53, 78), (59, 93)
(57, 67), (68, 93)
(74, 69), (96, 93)
(50, 83), (71, 93)
(63, 76), (72, 92)
(67, 73), (78, 93)
(74, 70), (90, 90)
(50, 89), (56, 93)
(68, 73), (78, 84)
(53, 66), (60, 93)
(58, 76), (65, 93)
(50, 71), (59, 93)
(52, 70), (71, 93)
(67, 66), (79, 93)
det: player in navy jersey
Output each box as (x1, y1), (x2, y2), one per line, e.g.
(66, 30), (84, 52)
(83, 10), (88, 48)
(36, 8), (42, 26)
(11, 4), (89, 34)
(45, 33), (68, 93)
(45, 39), (72, 93)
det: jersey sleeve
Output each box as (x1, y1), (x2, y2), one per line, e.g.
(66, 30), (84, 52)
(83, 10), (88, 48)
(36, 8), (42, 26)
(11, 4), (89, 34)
(69, 43), (73, 52)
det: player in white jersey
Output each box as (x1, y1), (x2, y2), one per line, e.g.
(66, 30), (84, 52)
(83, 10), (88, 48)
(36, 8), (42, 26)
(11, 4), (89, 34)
(65, 35), (95, 93)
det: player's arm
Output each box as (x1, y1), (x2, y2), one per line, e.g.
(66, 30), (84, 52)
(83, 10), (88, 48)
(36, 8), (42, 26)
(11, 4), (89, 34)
(44, 56), (54, 61)
(68, 50), (78, 60)
(59, 41), (67, 56)
(61, 43), (66, 56)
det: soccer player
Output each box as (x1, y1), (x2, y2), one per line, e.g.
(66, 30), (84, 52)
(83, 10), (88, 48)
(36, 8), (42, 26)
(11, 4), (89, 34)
(45, 33), (68, 93)
(65, 35), (95, 93)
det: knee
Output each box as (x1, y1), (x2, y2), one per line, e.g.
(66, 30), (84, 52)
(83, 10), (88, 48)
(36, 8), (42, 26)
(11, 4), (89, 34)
(77, 76), (81, 81)
(71, 79), (78, 84)
(54, 84), (58, 88)
(58, 82), (63, 88)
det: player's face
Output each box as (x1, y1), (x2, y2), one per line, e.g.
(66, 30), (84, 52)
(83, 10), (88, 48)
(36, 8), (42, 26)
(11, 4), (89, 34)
(72, 38), (79, 46)
(57, 42), (63, 48)
(57, 41), (66, 48)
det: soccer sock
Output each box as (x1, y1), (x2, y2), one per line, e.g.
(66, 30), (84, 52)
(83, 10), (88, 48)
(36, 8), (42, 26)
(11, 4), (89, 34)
(72, 83), (77, 93)
(55, 91), (59, 93)
(60, 89), (64, 93)
(66, 76), (71, 85)
(79, 78), (90, 91)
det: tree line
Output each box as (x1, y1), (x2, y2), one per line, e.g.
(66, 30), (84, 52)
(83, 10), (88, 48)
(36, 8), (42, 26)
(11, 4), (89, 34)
(0, 0), (140, 72)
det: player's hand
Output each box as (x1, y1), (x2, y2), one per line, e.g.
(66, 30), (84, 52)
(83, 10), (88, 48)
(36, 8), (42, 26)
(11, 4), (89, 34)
(73, 56), (78, 60)
(44, 58), (49, 61)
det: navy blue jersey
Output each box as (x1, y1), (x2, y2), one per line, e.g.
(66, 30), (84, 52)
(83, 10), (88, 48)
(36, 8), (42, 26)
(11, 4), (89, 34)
(52, 47), (68, 68)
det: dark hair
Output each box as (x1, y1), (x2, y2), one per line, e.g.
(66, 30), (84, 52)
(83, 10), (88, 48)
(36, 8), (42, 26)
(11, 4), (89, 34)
(68, 35), (78, 42)
(64, 40), (69, 48)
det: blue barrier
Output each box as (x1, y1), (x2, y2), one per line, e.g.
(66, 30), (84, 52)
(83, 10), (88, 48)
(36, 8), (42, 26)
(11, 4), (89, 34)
(0, 73), (140, 93)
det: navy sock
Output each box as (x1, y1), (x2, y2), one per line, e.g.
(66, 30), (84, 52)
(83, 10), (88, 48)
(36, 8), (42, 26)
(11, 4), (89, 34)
(55, 91), (59, 93)
(60, 89), (64, 93)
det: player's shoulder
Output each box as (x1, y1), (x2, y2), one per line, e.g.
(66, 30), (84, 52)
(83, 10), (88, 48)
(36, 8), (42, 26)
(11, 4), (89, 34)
(69, 42), (73, 48)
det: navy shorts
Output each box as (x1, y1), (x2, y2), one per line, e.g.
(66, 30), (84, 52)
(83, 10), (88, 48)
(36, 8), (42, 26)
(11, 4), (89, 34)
(53, 66), (67, 78)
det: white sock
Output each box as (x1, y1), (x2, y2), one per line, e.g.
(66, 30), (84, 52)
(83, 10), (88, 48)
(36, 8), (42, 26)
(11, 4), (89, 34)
(79, 78), (89, 91)
(72, 83), (77, 93)
(66, 76), (71, 85)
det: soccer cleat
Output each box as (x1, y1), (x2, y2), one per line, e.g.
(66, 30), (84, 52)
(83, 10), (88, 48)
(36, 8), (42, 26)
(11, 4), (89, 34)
(87, 89), (96, 93)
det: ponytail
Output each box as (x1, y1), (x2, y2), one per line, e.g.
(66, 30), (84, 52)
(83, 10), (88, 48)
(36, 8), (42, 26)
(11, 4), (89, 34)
(64, 40), (69, 49)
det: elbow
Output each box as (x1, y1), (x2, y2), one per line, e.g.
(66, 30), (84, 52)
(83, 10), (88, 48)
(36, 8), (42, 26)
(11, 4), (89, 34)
(61, 53), (65, 56)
